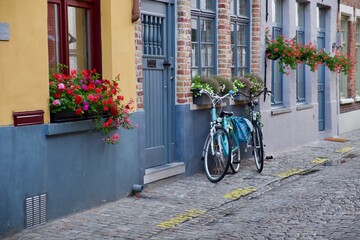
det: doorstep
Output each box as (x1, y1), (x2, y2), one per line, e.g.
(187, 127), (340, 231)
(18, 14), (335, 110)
(143, 162), (185, 185)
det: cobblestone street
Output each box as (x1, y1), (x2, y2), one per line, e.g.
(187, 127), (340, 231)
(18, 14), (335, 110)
(6, 130), (360, 240)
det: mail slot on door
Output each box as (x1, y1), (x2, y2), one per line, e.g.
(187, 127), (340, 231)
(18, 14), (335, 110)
(147, 59), (157, 68)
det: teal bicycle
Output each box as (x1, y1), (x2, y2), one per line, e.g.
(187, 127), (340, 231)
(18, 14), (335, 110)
(200, 89), (240, 183)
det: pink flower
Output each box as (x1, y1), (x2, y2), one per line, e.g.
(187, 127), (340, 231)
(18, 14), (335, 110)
(53, 99), (61, 106)
(58, 83), (65, 90)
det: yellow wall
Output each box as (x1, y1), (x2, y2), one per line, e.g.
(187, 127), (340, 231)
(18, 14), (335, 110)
(0, 0), (49, 125)
(0, 0), (137, 126)
(101, 0), (137, 107)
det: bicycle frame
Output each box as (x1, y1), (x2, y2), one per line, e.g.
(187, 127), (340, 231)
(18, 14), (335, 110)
(200, 90), (234, 158)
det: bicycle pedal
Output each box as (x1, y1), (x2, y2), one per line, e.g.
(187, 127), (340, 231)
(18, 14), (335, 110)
(232, 160), (241, 164)
(265, 156), (273, 160)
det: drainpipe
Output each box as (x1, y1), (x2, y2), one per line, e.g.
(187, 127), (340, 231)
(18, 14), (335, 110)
(132, 0), (140, 23)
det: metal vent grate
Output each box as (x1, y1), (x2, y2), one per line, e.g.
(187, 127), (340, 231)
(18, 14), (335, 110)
(25, 193), (47, 228)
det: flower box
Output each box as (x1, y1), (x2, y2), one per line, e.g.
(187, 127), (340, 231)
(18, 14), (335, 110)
(191, 89), (212, 105)
(50, 111), (110, 123)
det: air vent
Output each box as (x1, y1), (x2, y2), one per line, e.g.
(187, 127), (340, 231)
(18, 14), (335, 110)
(25, 193), (47, 228)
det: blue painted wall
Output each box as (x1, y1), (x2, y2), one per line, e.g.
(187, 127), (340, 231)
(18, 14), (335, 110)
(0, 111), (144, 237)
(175, 104), (246, 176)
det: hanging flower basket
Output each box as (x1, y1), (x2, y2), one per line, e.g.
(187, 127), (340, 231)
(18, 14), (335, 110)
(265, 48), (281, 60)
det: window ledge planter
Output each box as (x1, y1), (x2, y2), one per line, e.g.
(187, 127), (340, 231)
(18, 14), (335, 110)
(191, 89), (212, 105)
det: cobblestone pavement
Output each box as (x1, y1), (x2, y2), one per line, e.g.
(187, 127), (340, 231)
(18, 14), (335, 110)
(7, 130), (360, 240)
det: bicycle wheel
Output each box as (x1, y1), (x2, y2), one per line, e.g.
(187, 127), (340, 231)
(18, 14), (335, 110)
(229, 133), (241, 173)
(204, 126), (231, 183)
(252, 122), (264, 173)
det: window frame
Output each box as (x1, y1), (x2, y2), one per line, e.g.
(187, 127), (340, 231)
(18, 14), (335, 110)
(47, 0), (101, 72)
(296, 2), (306, 103)
(339, 16), (348, 98)
(271, 0), (283, 106)
(191, 0), (217, 78)
(356, 19), (360, 96)
(230, 0), (250, 77)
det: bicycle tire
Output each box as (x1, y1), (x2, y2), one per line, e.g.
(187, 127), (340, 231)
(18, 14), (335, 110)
(229, 133), (241, 173)
(204, 126), (231, 183)
(252, 122), (264, 173)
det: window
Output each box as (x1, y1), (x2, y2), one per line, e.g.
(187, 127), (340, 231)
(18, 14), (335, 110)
(296, 2), (305, 102)
(271, 0), (283, 105)
(191, 0), (216, 78)
(339, 16), (348, 98)
(230, 0), (250, 77)
(356, 20), (360, 96)
(48, 0), (101, 72)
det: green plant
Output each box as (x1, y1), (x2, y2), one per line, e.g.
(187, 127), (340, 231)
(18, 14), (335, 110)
(232, 76), (249, 92)
(244, 73), (263, 94)
(49, 65), (137, 144)
(212, 76), (234, 94)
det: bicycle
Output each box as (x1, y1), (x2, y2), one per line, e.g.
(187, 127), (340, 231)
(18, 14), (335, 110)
(234, 88), (271, 173)
(199, 89), (240, 183)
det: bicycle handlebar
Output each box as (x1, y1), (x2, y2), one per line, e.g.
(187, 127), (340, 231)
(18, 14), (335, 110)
(199, 89), (235, 102)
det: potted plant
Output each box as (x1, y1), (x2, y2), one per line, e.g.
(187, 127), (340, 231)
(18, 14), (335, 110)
(232, 73), (264, 102)
(49, 65), (137, 144)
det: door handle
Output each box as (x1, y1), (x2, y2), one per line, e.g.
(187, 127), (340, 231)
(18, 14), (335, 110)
(163, 60), (172, 67)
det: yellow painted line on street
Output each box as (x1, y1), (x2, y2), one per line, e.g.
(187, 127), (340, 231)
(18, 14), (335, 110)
(223, 187), (257, 200)
(157, 209), (205, 229)
(311, 157), (329, 164)
(276, 169), (304, 179)
(335, 146), (354, 154)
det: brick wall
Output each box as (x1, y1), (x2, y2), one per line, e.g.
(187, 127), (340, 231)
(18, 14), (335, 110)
(251, 0), (261, 75)
(176, 0), (192, 104)
(339, 1), (360, 113)
(134, 6), (143, 109)
(217, 0), (231, 79)
(176, 0), (262, 104)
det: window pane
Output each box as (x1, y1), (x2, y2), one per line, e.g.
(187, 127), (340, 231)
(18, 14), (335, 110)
(68, 6), (90, 71)
(296, 3), (304, 28)
(200, 0), (214, 11)
(238, 24), (246, 45)
(230, 0), (234, 15)
(238, 0), (247, 16)
(48, 3), (60, 71)
(191, 18), (199, 76)
(272, 0), (282, 23)
(201, 19), (213, 42)
(317, 8), (325, 29)
(191, 0), (197, 9)
(357, 48), (360, 95)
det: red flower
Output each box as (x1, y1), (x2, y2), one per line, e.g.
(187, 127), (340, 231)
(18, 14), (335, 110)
(103, 106), (109, 111)
(75, 108), (83, 115)
(117, 95), (124, 101)
(54, 93), (61, 99)
(110, 107), (118, 116)
(75, 95), (83, 104)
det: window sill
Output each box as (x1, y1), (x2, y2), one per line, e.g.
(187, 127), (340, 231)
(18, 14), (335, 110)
(355, 96), (360, 102)
(296, 103), (313, 111)
(339, 98), (354, 105)
(271, 107), (292, 116)
(45, 120), (95, 136)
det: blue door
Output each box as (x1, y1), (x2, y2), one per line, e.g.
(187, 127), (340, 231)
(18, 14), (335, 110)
(317, 32), (325, 131)
(142, 0), (175, 168)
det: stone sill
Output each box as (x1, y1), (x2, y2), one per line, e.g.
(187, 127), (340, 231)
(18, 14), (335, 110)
(271, 107), (292, 116)
(355, 96), (360, 102)
(296, 103), (314, 111)
(339, 98), (355, 105)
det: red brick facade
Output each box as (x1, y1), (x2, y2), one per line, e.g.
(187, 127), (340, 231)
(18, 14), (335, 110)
(135, 1), (262, 105)
(340, 0), (360, 113)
